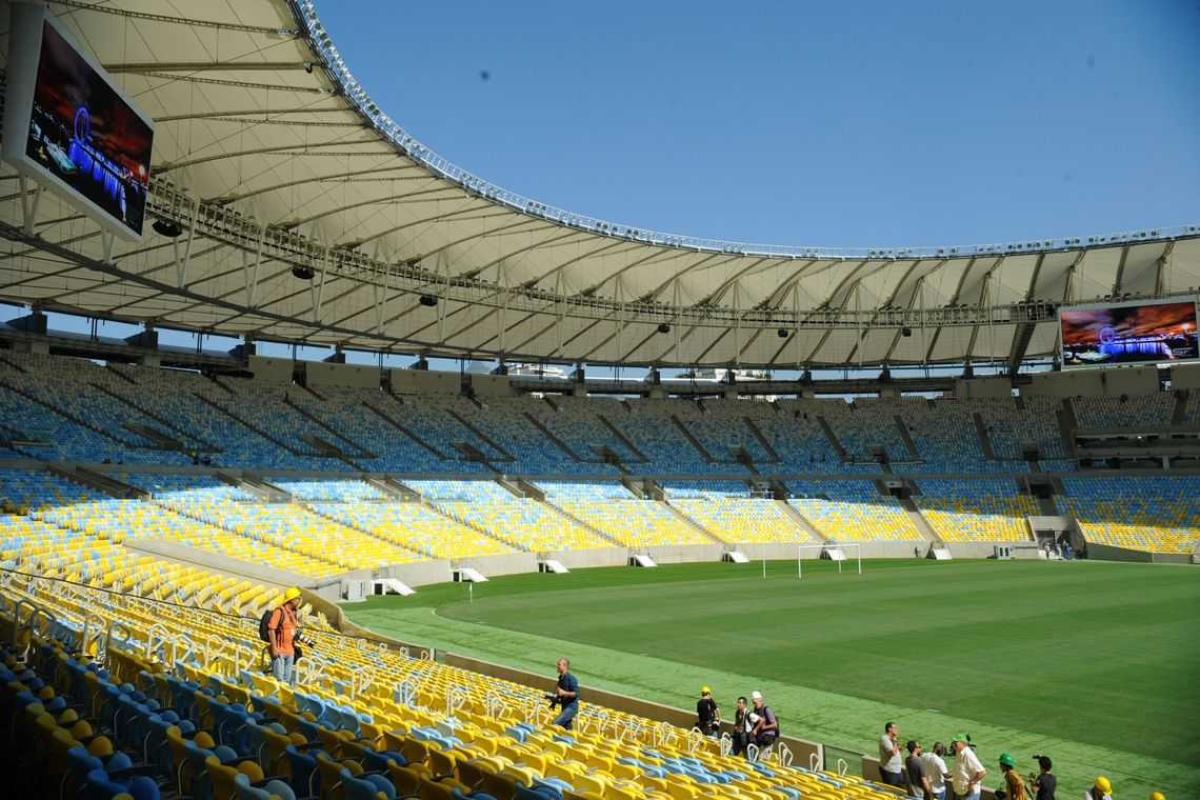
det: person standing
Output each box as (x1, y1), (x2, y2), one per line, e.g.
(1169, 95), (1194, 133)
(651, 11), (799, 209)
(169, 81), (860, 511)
(748, 691), (779, 748)
(1084, 777), (1113, 800)
(1031, 756), (1057, 800)
(695, 686), (721, 737)
(551, 657), (580, 730)
(267, 587), (302, 684)
(878, 722), (904, 787)
(951, 733), (986, 800)
(731, 696), (751, 757)
(998, 753), (1027, 800)
(906, 740), (932, 799)
(921, 742), (952, 800)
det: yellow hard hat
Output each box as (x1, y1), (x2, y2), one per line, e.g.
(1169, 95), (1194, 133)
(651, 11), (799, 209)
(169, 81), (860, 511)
(1094, 776), (1112, 794)
(283, 587), (302, 603)
(1149, 793), (1165, 800)
(701, 685), (711, 695)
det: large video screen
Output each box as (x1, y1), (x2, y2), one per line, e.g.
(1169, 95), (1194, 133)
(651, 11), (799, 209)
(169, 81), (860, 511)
(2, 6), (154, 240)
(1060, 299), (1199, 369)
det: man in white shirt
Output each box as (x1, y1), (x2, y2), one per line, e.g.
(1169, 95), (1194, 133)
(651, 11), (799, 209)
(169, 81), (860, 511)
(951, 733), (986, 800)
(878, 721), (904, 787)
(921, 741), (952, 800)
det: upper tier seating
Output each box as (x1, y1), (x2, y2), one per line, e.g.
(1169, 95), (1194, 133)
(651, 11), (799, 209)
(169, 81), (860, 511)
(1060, 476), (1200, 554)
(1074, 393), (1176, 429)
(788, 482), (923, 541)
(914, 479), (1038, 542)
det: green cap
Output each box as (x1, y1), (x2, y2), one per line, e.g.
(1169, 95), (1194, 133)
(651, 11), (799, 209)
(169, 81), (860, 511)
(999, 752), (1016, 767)
(951, 733), (971, 744)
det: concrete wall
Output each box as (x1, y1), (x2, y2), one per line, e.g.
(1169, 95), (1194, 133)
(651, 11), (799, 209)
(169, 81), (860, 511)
(954, 376), (1012, 399)
(391, 368), (461, 396)
(1171, 362), (1200, 390)
(547, 547), (629, 569)
(308, 361), (379, 389)
(644, 544), (723, 564)
(473, 374), (518, 397)
(376, 559), (455, 588)
(248, 355), (294, 384)
(460, 552), (540, 578)
(1084, 542), (1192, 564)
(1023, 365), (1162, 398)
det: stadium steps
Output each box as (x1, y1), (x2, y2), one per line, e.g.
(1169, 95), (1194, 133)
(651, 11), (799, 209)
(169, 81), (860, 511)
(662, 501), (729, 546)
(1172, 390), (1190, 425)
(743, 416), (782, 461)
(777, 499), (829, 542)
(237, 474), (292, 502)
(521, 411), (585, 462)
(91, 382), (221, 451)
(1059, 398), (1080, 458)
(596, 413), (651, 462)
(0, 378), (148, 448)
(284, 395), (377, 460)
(973, 412), (998, 459)
(893, 415), (920, 459)
(120, 422), (187, 451)
(897, 496), (941, 543)
(365, 476), (421, 500)
(444, 408), (516, 461)
(192, 392), (315, 457)
(422, 498), (528, 553)
(302, 502), (429, 561)
(161, 498), (351, 568)
(541, 501), (628, 549)
(47, 464), (147, 500)
(815, 415), (850, 460)
(670, 415), (715, 463)
(360, 398), (452, 460)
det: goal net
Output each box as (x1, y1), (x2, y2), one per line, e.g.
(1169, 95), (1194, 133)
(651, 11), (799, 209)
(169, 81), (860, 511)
(797, 543), (862, 579)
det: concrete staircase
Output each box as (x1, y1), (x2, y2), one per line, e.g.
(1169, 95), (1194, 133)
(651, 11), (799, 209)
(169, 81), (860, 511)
(523, 411), (585, 462)
(92, 382), (220, 451)
(444, 408), (515, 462)
(47, 464), (146, 499)
(743, 417), (782, 462)
(815, 415), (850, 461)
(972, 412), (998, 459)
(1172, 390), (1190, 425)
(777, 500), (828, 542)
(302, 503), (429, 561)
(193, 392), (313, 457)
(0, 377), (143, 448)
(361, 397), (451, 460)
(596, 413), (650, 462)
(284, 396), (376, 460)
(663, 501), (729, 546)
(898, 495), (941, 544)
(893, 415), (920, 459)
(542, 501), (627, 548)
(670, 415), (715, 463)
(422, 498), (529, 553)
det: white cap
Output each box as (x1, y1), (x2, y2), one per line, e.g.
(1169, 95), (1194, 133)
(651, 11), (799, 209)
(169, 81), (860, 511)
(751, 691), (763, 700)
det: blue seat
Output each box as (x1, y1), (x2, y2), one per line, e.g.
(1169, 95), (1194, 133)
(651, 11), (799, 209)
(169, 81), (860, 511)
(341, 767), (396, 800)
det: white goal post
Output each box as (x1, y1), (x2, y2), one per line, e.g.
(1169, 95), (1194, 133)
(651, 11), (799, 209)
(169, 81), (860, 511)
(797, 543), (862, 579)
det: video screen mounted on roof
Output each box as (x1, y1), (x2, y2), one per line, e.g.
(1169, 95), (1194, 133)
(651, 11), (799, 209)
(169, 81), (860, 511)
(2, 6), (154, 240)
(1060, 299), (1199, 369)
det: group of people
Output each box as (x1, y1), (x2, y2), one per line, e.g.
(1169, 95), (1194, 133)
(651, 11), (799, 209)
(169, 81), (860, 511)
(695, 686), (780, 757)
(879, 723), (1165, 800)
(260, 598), (1170, 800)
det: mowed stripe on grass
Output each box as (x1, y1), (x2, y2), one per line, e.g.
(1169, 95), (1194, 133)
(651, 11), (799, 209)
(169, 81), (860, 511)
(344, 559), (1200, 798)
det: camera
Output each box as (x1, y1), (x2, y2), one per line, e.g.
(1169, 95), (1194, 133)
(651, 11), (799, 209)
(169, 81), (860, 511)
(543, 693), (560, 709)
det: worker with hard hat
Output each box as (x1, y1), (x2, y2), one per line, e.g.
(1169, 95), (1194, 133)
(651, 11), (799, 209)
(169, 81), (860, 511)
(267, 587), (302, 684)
(695, 685), (720, 737)
(998, 752), (1027, 800)
(1148, 792), (1164, 800)
(1084, 776), (1113, 800)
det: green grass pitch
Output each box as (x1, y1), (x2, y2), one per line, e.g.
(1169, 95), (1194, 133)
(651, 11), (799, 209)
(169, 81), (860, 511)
(343, 559), (1200, 798)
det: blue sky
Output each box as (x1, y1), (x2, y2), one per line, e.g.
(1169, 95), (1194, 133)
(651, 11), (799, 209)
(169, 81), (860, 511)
(10, 1), (1199, 374)
(315, 0), (1200, 248)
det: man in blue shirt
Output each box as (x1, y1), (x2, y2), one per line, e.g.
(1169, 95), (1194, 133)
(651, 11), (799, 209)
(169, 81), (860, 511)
(552, 657), (580, 729)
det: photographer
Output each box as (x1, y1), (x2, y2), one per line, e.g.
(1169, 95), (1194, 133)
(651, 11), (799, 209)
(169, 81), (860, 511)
(549, 657), (580, 730)
(1030, 756), (1056, 800)
(266, 587), (302, 684)
(696, 686), (721, 737)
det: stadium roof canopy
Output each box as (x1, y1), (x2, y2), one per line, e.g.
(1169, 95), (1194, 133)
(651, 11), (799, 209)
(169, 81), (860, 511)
(2, 0), (1199, 369)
